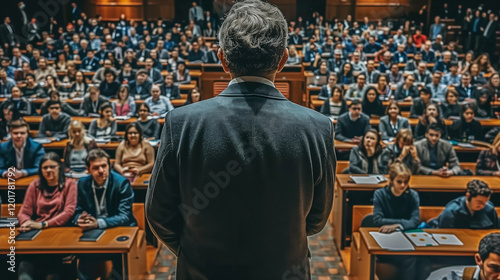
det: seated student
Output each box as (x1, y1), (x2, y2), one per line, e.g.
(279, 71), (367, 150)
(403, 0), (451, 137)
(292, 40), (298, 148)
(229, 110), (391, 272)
(371, 162), (420, 280)
(426, 72), (448, 103)
(99, 69), (121, 99)
(476, 131), (500, 176)
(17, 152), (77, 280)
(375, 74), (391, 100)
(5, 86), (35, 116)
(448, 103), (483, 142)
(476, 88), (494, 119)
(437, 180), (497, 229)
(429, 233), (500, 280)
(318, 73), (338, 100)
(409, 87), (434, 118)
(69, 70), (88, 99)
(338, 62), (355, 85)
(440, 62), (462, 86)
(40, 75), (64, 99)
(414, 103), (448, 140)
(63, 120), (97, 173)
(22, 73), (44, 97)
(173, 61), (192, 86)
(415, 123), (461, 176)
(387, 64), (404, 85)
(379, 100), (410, 141)
(320, 85), (348, 118)
(80, 86), (108, 117)
(440, 88), (461, 119)
(129, 70), (153, 99)
(386, 129), (421, 174)
(344, 73), (368, 101)
(88, 102), (117, 139)
(184, 87), (202, 105)
(145, 85), (174, 118)
(456, 73), (477, 102)
(118, 62), (136, 84)
(161, 74), (181, 100)
(40, 90), (81, 116)
(112, 85), (136, 117)
(0, 119), (45, 178)
(114, 123), (155, 179)
(37, 100), (71, 140)
(362, 86), (385, 117)
(73, 149), (137, 280)
(136, 103), (160, 140)
(0, 103), (21, 140)
(394, 74), (418, 102)
(335, 99), (371, 143)
(0, 68), (16, 96)
(348, 129), (389, 174)
(313, 60), (330, 82)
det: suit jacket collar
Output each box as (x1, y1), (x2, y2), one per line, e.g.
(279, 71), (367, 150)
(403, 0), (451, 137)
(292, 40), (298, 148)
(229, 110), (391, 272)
(218, 82), (288, 100)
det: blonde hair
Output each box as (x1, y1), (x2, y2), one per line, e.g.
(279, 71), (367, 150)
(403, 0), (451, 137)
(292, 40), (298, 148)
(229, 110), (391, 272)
(492, 131), (500, 156)
(68, 120), (89, 147)
(388, 162), (412, 182)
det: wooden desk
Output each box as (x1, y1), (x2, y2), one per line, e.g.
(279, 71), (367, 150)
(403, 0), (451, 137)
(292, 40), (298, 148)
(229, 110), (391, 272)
(332, 174), (500, 250)
(132, 174), (151, 190)
(0, 176), (36, 190)
(0, 227), (146, 279)
(333, 139), (486, 154)
(331, 117), (500, 127)
(353, 228), (494, 280)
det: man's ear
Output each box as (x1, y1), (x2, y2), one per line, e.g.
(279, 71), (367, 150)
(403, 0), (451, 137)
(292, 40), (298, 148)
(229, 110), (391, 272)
(217, 49), (230, 73)
(475, 253), (483, 266)
(276, 48), (289, 73)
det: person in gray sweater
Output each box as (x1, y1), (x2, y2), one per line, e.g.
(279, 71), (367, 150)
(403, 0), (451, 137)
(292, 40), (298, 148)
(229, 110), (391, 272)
(37, 100), (71, 140)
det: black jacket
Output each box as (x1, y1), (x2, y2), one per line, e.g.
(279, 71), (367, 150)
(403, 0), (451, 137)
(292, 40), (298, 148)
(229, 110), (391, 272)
(146, 82), (336, 279)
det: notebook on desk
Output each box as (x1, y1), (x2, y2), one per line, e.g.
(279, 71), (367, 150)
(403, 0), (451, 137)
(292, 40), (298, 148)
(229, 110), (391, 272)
(33, 138), (52, 144)
(16, 229), (42, 241)
(79, 229), (106, 242)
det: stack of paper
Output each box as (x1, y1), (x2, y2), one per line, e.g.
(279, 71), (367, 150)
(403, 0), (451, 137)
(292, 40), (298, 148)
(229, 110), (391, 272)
(370, 231), (415, 251)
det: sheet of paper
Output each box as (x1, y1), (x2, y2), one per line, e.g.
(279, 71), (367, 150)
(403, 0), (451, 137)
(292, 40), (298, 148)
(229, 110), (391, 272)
(405, 232), (438, 246)
(369, 231), (415, 251)
(432, 234), (464, 246)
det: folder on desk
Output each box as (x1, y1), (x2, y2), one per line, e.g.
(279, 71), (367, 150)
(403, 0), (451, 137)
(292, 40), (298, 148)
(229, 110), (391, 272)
(79, 229), (106, 242)
(33, 138), (52, 144)
(350, 175), (387, 185)
(370, 231), (415, 251)
(405, 231), (438, 246)
(432, 233), (463, 246)
(16, 229), (42, 241)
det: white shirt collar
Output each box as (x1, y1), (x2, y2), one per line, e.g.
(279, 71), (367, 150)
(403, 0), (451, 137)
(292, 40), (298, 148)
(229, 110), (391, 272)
(228, 76), (275, 88)
(13, 140), (26, 153)
(92, 176), (109, 190)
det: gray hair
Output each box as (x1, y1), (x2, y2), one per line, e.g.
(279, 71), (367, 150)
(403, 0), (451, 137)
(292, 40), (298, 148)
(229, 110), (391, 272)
(218, 0), (288, 76)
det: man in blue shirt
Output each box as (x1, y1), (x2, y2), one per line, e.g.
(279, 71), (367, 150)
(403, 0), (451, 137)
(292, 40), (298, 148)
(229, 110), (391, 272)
(363, 36), (382, 54)
(437, 180), (497, 229)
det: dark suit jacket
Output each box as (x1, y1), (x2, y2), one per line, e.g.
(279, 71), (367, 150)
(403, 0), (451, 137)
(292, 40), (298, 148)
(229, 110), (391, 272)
(456, 84), (477, 102)
(146, 82), (336, 279)
(130, 80), (153, 99)
(0, 24), (15, 46)
(415, 138), (461, 175)
(73, 171), (137, 228)
(394, 84), (419, 101)
(0, 138), (45, 176)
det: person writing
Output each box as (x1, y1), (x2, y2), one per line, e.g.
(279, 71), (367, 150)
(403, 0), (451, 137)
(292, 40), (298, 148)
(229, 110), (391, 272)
(146, 1), (336, 278)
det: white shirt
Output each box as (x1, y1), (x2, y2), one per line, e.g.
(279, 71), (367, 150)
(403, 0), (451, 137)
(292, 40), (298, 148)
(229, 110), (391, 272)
(228, 76), (276, 88)
(13, 141), (26, 170)
(92, 177), (109, 228)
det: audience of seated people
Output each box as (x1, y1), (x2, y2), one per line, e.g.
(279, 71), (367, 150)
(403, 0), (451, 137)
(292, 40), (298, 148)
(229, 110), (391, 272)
(0, 3), (499, 278)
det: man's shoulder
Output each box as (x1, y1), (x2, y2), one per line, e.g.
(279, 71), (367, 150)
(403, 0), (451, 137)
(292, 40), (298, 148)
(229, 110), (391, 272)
(443, 196), (465, 212)
(414, 138), (427, 147)
(0, 140), (12, 151)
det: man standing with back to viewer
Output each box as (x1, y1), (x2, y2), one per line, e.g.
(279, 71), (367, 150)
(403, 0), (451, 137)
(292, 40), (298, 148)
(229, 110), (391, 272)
(146, 1), (336, 279)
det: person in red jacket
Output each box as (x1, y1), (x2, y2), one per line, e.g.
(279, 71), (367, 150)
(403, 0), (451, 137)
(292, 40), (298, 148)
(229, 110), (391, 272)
(413, 29), (427, 49)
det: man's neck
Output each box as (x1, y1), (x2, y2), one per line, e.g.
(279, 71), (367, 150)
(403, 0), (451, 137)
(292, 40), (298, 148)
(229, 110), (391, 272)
(13, 141), (24, 150)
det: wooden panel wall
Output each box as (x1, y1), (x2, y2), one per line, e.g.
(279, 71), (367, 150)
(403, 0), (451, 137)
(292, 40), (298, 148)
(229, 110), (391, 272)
(87, 0), (175, 21)
(326, 0), (417, 21)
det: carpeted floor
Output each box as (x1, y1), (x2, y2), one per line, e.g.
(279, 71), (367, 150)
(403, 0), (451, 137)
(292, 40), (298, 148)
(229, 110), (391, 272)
(146, 223), (347, 280)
